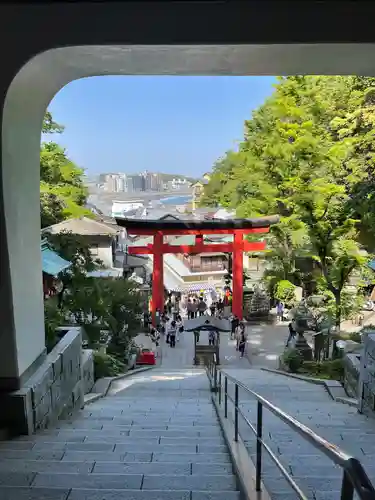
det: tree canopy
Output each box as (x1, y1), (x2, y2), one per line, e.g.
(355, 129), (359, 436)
(41, 113), (91, 228)
(202, 76), (375, 326)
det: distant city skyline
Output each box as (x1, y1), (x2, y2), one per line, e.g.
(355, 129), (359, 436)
(46, 76), (276, 177)
(96, 170), (190, 194)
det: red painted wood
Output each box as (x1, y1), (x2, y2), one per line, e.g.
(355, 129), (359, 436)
(126, 227), (270, 236)
(152, 232), (164, 325)
(232, 231), (244, 320)
(128, 241), (266, 255)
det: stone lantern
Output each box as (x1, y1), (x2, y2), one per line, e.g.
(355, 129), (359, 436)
(293, 307), (313, 361)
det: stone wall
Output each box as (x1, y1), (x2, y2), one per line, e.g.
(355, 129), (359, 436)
(343, 353), (361, 398)
(0, 327), (85, 436)
(82, 349), (95, 394)
(359, 332), (375, 416)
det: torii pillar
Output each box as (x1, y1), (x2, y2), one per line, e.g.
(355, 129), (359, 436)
(152, 231), (164, 321)
(232, 231), (244, 319)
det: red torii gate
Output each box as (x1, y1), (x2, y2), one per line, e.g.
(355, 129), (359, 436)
(115, 216), (279, 323)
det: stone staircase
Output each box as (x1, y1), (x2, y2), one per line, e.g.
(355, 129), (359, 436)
(223, 368), (375, 500)
(0, 368), (240, 500)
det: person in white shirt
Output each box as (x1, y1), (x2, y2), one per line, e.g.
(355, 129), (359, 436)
(176, 315), (183, 342)
(168, 320), (177, 348)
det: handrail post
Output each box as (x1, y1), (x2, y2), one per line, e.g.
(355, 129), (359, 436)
(234, 383), (239, 442)
(218, 371), (222, 405)
(214, 363), (217, 392)
(256, 401), (263, 492)
(224, 376), (228, 418)
(340, 470), (354, 500)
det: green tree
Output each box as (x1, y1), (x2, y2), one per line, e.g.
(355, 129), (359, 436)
(40, 112), (91, 228)
(204, 76), (374, 327)
(47, 231), (143, 358)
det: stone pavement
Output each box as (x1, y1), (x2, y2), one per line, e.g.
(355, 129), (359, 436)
(244, 320), (315, 370)
(0, 368), (240, 500)
(222, 368), (375, 500)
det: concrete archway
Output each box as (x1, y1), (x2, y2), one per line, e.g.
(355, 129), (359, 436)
(1, 1), (375, 432)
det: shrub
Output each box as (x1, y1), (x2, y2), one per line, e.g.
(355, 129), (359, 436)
(275, 280), (296, 307)
(93, 351), (126, 381)
(302, 359), (344, 381)
(44, 299), (65, 352)
(282, 348), (304, 373)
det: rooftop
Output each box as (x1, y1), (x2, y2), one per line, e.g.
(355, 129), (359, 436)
(42, 217), (120, 236)
(116, 215), (279, 232)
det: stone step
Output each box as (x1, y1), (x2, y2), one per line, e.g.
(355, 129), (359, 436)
(0, 460), (234, 476)
(58, 450), (231, 463)
(0, 486), (241, 500)
(14, 440), (229, 454)
(30, 472), (237, 491)
(54, 424), (223, 436)
(0, 441), (229, 453)
(14, 434), (225, 445)
(28, 428), (224, 438)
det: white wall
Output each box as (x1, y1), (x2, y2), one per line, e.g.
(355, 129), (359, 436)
(91, 243), (114, 268)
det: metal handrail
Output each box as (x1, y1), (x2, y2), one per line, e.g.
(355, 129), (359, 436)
(207, 359), (375, 500)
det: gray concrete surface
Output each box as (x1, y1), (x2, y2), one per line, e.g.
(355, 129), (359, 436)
(0, 368), (240, 500)
(222, 368), (375, 500)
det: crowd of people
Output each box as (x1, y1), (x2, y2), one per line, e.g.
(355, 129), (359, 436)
(144, 293), (248, 358)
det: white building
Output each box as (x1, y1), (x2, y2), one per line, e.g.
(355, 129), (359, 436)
(111, 200), (144, 218)
(42, 217), (122, 268)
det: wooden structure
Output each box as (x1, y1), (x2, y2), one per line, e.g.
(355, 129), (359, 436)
(115, 216), (279, 324)
(183, 316), (231, 366)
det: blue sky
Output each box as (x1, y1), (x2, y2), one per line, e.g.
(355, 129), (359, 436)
(47, 76), (276, 178)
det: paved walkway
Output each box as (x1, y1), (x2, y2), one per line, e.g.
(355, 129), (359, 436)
(244, 318), (315, 370)
(158, 325), (251, 369)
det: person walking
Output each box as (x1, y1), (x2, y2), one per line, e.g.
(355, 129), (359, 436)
(236, 322), (245, 351)
(168, 320), (177, 348)
(238, 329), (247, 358)
(176, 315), (183, 342)
(286, 322), (296, 347)
(198, 297), (207, 317)
(208, 329), (216, 346)
(230, 314), (239, 340)
(217, 299), (224, 316)
(209, 301), (216, 317)
(276, 302), (284, 322)
(191, 299), (198, 319)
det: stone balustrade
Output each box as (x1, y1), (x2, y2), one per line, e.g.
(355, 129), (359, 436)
(0, 326), (92, 436)
(359, 332), (375, 416)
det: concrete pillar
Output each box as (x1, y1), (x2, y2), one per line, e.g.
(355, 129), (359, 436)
(0, 57), (53, 393)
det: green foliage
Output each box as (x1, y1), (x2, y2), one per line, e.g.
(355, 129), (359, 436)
(93, 351), (126, 380)
(46, 230), (101, 275)
(204, 76), (375, 327)
(46, 231), (143, 360)
(274, 280), (296, 307)
(262, 217), (309, 294)
(301, 359), (344, 381)
(42, 111), (65, 134)
(282, 348), (303, 373)
(41, 113), (91, 228)
(44, 299), (65, 352)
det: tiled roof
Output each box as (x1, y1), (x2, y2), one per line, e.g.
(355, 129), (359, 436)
(42, 217), (119, 236)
